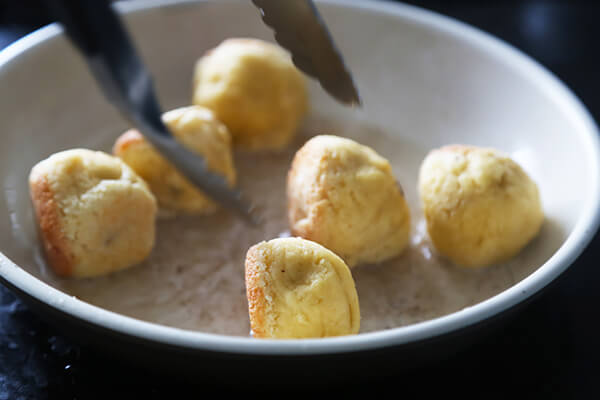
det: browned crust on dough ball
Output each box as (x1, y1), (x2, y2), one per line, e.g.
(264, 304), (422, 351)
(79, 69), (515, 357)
(244, 245), (267, 338)
(29, 175), (74, 277)
(285, 150), (327, 243)
(285, 148), (309, 234)
(285, 158), (302, 231)
(112, 129), (144, 155)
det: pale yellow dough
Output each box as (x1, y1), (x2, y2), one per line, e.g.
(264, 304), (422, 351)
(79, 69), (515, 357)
(29, 149), (157, 278)
(245, 237), (360, 339)
(418, 145), (544, 268)
(192, 38), (308, 151)
(113, 105), (236, 215)
(287, 135), (411, 267)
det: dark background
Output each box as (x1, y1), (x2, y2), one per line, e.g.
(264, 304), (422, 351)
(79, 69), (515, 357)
(1, 0), (599, 398)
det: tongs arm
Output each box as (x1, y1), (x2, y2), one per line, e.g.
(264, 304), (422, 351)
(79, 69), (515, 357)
(43, 0), (258, 224)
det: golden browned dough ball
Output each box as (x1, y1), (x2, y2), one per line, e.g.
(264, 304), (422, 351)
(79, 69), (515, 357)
(245, 237), (360, 339)
(192, 38), (308, 151)
(287, 135), (411, 267)
(113, 105), (236, 215)
(418, 145), (544, 268)
(28, 149), (157, 278)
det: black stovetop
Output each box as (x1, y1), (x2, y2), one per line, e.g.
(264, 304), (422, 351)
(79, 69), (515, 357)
(1, 1), (599, 398)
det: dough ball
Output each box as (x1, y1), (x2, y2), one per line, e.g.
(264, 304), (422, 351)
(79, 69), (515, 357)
(245, 237), (360, 339)
(192, 38), (308, 151)
(113, 105), (236, 215)
(287, 135), (411, 267)
(418, 145), (544, 268)
(29, 149), (157, 278)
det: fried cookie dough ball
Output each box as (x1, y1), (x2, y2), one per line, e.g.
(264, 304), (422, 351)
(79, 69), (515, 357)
(418, 145), (544, 268)
(113, 105), (236, 215)
(192, 38), (308, 151)
(29, 149), (157, 278)
(245, 237), (360, 339)
(287, 135), (411, 267)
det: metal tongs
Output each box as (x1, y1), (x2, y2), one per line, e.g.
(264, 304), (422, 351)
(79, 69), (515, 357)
(45, 0), (361, 225)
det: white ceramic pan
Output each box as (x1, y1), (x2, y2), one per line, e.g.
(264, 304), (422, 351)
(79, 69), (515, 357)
(0, 0), (599, 381)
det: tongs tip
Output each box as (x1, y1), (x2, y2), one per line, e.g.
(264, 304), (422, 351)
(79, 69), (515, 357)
(232, 195), (263, 227)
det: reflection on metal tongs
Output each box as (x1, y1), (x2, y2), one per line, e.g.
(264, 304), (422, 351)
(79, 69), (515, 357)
(252, 0), (362, 107)
(45, 0), (361, 225)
